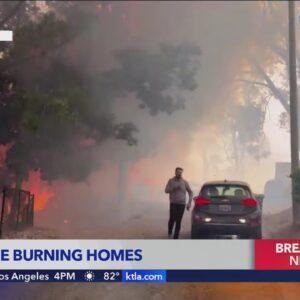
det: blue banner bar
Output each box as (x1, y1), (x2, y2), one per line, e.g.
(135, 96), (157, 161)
(122, 270), (166, 283)
(167, 270), (300, 282)
(0, 270), (122, 283)
(1, 270), (300, 282)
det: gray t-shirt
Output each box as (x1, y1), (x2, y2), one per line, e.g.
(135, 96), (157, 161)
(165, 177), (193, 205)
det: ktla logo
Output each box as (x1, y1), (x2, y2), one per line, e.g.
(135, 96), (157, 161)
(0, 30), (13, 41)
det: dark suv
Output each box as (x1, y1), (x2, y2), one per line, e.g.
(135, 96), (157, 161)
(191, 180), (262, 239)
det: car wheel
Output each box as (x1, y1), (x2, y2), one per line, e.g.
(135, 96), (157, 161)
(251, 226), (262, 239)
(191, 226), (199, 239)
(197, 233), (209, 239)
(239, 234), (250, 239)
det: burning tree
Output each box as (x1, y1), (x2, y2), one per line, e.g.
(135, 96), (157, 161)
(235, 2), (300, 136)
(213, 1), (294, 175)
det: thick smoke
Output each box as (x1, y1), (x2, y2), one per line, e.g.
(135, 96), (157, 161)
(36, 2), (289, 230)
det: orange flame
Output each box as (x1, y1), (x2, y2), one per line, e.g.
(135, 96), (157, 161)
(22, 171), (54, 211)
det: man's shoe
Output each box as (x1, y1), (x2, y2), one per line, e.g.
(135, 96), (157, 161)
(168, 234), (172, 239)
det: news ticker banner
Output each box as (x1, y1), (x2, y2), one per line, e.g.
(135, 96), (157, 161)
(0, 240), (252, 270)
(0, 240), (300, 282)
(1, 270), (300, 283)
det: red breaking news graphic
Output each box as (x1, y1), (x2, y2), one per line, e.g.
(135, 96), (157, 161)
(255, 240), (300, 270)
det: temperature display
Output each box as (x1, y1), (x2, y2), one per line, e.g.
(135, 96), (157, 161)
(103, 271), (121, 281)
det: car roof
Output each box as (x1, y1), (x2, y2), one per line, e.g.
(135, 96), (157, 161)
(201, 180), (251, 187)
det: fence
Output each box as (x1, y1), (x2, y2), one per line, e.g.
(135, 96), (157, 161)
(0, 187), (34, 237)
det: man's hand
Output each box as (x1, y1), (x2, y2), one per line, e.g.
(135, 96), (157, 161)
(186, 203), (191, 211)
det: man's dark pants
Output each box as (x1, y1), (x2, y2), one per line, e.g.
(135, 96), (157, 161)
(168, 203), (185, 239)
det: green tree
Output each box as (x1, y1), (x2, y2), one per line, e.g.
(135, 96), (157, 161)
(0, 2), (202, 189)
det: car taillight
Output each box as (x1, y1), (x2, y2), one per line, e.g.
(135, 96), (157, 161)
(241, 198), (257, 207)
(194, 197), (210, 205)
(248, 217), (259, 225)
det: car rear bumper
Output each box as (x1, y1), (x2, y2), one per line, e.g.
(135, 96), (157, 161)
(192, 223), (259, 236)
(191, 209), (261, 235)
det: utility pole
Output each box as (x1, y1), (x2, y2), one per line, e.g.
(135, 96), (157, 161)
(288, 1), (300, 225)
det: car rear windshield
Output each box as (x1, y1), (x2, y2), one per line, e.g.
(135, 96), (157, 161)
(200, 184), (251, 199)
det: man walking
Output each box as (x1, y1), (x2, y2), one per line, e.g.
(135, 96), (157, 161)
(165, 167), (193, 239)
